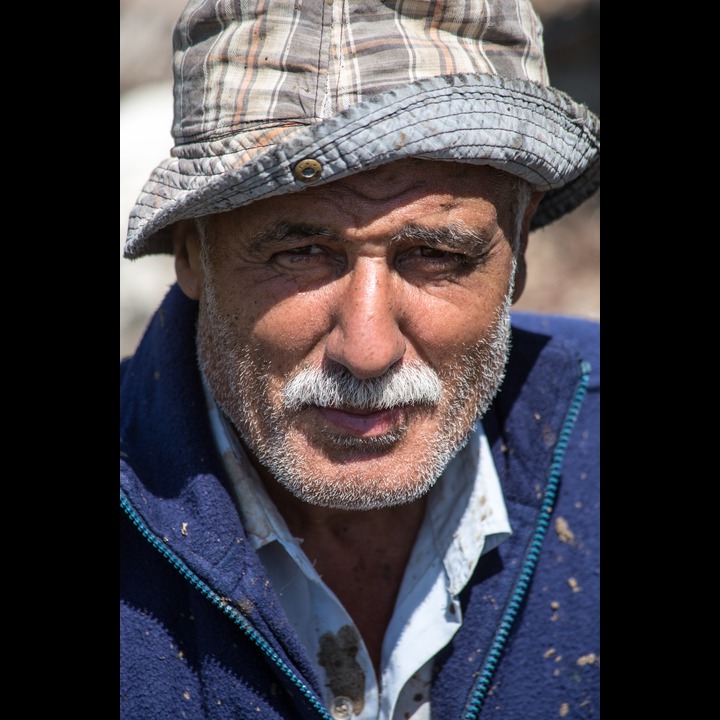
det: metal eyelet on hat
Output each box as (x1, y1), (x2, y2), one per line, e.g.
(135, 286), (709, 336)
(293, 158), (323, 183)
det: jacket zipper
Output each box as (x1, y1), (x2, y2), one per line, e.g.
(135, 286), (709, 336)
(463, 359), (592, 720)
(120, 490), (334, 720)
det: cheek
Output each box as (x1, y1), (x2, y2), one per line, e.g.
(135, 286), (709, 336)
(402, 281), (511, 361)
(408, 309), (489, 370)
(244, 291), (331, 367)
(204, 264), (313, 342)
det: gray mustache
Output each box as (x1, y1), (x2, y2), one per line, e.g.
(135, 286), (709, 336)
(283, 362), (443, 412)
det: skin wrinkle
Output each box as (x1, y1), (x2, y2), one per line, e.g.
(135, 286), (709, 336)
(245, 221), (496, 259)
(176, 161), (537, 512)
(196, 272), (514, 509)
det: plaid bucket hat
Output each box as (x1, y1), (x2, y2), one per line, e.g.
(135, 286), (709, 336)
(124, 0), (600, 260)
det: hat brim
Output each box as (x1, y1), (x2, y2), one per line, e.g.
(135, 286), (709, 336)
(125, 72), (599, 259)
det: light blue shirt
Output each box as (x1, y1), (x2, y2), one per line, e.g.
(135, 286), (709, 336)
(205, 387), (511, 720)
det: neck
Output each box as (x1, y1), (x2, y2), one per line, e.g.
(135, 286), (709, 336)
(262, 475), (429, 675)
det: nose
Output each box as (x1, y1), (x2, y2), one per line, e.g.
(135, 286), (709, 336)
(325, 258), (406, 379)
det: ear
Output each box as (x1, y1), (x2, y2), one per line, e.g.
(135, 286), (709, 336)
(172, 219), (203, 300)
(511, 191), (545, 304)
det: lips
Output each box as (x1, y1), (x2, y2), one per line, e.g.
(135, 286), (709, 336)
(316, 406), (406, 436)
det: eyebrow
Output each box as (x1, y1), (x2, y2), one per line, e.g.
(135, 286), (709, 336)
(391, 223), (492, 253)
(246, 222), (336, 252)
(245, 221), (492, 253)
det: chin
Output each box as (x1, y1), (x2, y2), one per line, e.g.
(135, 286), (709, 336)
(257, 423), (470, 511)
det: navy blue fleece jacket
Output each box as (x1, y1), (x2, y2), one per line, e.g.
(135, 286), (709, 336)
(120, 284), (600, 719)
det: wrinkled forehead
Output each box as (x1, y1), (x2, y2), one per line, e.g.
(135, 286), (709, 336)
(202, 160), (524, 246)
(233, 160), (521, 216)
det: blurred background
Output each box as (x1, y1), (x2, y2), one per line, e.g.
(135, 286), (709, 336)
(120, 0), (600, 359)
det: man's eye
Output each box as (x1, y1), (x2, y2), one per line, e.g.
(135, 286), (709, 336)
(418, 247), (451, 259)
(272, 244), (325, 262)
(396, 245), (476, 279)
(271, 244), (339, 271)
(285, 245), (323, 256)
(412, 246), (469, 264)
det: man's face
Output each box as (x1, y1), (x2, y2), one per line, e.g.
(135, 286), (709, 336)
(177, 160), (530, 510)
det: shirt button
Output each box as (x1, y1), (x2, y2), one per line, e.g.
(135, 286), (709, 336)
(293, 158), (323, 183)
(330, 696), (353, 720)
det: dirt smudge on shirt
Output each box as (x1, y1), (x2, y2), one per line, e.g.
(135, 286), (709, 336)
(317, 625), (365, 714)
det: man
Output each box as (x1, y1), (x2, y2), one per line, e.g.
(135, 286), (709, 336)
(120, 1), (600, 719)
